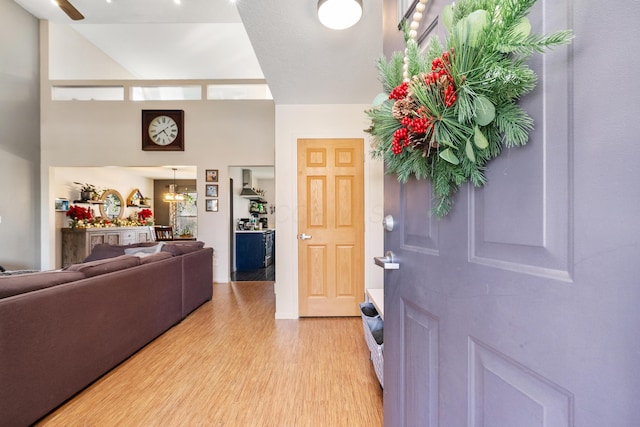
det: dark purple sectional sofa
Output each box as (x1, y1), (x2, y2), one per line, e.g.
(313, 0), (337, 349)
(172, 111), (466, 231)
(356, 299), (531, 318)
(0, 241), (213, 427)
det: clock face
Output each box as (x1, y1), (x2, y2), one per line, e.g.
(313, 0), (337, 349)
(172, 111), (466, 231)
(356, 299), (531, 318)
(148, 115), (178, 146)
(142, 110), (184, 151)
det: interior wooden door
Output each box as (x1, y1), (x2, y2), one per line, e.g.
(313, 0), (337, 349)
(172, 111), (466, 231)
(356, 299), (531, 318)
(381, 0), (640, 426)
(297, 138), (364, 317)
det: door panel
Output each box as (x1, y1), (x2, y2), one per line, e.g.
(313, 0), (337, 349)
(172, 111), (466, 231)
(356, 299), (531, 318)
(298, 138), (364, 316)
(382, 0), (640, 426)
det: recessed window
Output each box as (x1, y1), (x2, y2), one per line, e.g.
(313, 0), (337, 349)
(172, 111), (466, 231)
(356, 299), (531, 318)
(131, 86), (202, 101)
(52, 86), (124, 101)
(207, 84), (272, 100)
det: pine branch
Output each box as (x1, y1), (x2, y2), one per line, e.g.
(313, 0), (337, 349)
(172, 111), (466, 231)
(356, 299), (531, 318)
(376, 53), (405, 93)
(497, 30), (574, 56)
(494, 102), (533, 146)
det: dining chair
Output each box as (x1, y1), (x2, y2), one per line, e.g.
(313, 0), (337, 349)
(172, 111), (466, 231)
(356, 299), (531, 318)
(153, 226), (174, 241)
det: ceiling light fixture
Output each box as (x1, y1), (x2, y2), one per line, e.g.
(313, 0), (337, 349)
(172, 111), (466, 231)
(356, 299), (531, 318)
(164, 168), (185, 203)
(317, 0), (363, 30)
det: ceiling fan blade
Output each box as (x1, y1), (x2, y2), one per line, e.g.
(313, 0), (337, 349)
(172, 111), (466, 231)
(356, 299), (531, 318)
(56, 0), (84, 21)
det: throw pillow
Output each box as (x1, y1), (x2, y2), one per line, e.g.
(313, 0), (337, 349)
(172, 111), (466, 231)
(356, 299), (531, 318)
(84, 242), (158, 262)
(124, 243), (164, 256)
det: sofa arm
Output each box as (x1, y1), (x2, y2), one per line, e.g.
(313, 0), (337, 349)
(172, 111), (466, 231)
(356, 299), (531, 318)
(181, 247), (213, 317)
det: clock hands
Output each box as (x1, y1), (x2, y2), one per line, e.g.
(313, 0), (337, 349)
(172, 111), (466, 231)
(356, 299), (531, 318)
(152, 125), (176, 141)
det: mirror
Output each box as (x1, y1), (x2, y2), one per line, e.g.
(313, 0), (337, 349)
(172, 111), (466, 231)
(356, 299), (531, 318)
(99, 189), (124, 220)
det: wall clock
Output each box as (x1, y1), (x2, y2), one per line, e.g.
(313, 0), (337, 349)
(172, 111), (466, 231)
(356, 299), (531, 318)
(141, 110), (184, 151)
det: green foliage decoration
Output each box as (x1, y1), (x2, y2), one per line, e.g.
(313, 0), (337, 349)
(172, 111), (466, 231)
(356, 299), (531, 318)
(365, 0), (573, 217)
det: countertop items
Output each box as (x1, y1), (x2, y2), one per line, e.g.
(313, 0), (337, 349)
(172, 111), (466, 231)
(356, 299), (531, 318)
(235, 229), (275, 233)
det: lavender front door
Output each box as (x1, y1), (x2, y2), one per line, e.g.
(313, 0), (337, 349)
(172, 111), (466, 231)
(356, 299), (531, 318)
(381, 0), (640, 425)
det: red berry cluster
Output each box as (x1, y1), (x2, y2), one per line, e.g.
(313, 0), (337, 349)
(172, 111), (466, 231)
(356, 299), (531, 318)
(389, 82), (409, 100)
(444, 85), (456, 107)
(424, 50), (457, 107)
(392, 115), (435, 155)
(392, 127), (410, 154)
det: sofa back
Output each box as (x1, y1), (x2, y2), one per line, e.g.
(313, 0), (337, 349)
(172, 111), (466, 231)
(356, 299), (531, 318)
(0, 255), (183, 427)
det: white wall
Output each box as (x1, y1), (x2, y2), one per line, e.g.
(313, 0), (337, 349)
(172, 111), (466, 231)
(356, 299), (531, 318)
(48, 23), (135, 80)
(0, 2), (40, 270)
(274, 105), (385, 319)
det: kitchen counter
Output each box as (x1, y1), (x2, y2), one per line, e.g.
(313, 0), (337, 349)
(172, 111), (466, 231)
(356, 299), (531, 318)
(235, 229), (275, 233)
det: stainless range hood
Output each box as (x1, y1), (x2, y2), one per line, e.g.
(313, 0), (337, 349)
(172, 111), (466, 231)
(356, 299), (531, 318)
(240, 169), (260, 197)
(240, 187), (260, 197)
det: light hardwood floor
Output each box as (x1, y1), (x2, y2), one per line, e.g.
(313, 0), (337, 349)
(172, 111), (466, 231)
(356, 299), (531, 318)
(37, 282), (383, 426)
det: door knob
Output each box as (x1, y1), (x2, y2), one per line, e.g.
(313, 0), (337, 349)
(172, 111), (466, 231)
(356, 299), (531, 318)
(374, 251), (400, 270)
(298, 233), (312, 240)
(382, 215), (395, 232)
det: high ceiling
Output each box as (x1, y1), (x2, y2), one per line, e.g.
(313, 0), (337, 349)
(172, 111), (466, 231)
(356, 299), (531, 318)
(13, 0), (383, 105)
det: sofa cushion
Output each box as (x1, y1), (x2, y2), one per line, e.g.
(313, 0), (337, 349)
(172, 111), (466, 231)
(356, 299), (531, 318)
(138, 252), (174, 264)
(124, 242), (164, 256)
(65, 255), (141, 278)
(161, 241), (205, 256)
(0, 271), (86, 299)
(84, 242), (158, 262)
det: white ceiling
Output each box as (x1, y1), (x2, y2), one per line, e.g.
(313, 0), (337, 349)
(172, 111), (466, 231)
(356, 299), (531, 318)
(13, 0), (383, 104)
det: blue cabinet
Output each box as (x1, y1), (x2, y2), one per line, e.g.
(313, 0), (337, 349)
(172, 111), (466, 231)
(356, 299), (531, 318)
(236, 232), (264, 271)
(236, 230), (274, 271)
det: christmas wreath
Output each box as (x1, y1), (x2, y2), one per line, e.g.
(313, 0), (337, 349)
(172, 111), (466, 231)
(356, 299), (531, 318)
(366, 0), (573, 217)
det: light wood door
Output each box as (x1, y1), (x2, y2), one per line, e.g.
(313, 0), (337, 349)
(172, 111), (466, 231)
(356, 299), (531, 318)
(298, 138), (364, 317)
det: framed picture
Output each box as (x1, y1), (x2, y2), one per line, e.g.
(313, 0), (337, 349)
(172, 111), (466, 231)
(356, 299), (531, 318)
(205, 169), (218, 182)
(55, 198), (69, 212)
(206, 199), (218, 212)
(206, 184), (218, 197)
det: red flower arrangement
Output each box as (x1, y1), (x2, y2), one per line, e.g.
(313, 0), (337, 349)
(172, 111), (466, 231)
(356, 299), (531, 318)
(66, 205), (94, 229)
(138, 208), (153, 222)
(66, 205), (93, 221)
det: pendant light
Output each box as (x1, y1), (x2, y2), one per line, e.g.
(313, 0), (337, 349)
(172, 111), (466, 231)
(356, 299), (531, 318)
(164, 168), (185, 203)
(317, 0), (363, 30)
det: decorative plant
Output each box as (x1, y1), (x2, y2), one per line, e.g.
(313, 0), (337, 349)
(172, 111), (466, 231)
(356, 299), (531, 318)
(66, 205), (93, 228)
(74, 182), (96, 193)
(365, 0), (573, 217)
(137, 208), (154, 225)
(73, 182), (103, 200)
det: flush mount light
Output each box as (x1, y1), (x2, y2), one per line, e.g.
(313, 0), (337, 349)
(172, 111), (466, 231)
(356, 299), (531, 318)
(317, 0), (363, 30)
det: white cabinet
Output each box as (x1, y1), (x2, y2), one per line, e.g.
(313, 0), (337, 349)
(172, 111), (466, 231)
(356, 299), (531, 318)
(61, 226), (152, 267)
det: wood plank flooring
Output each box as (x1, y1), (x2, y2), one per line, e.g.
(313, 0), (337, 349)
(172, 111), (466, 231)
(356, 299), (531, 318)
(36, 281), (383, 426)
(230, 264), (276, 281)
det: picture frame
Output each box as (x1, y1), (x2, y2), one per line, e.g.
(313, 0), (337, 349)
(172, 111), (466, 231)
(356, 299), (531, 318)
(206, 184), (218, 197)
(205, 169), (218, 182)
(206, 199), (218, 212)
(55, 198), (69, 212)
